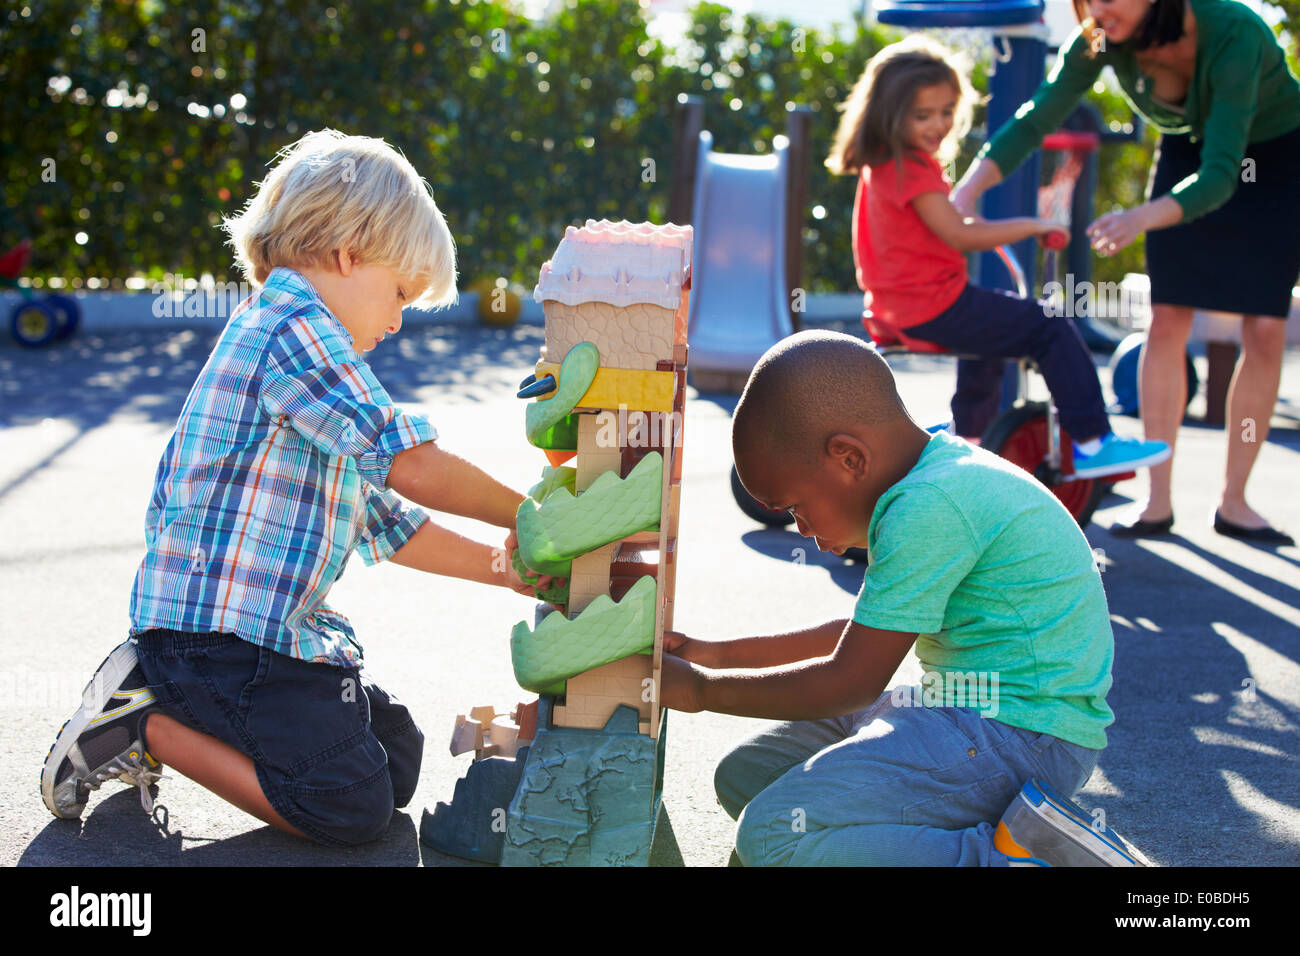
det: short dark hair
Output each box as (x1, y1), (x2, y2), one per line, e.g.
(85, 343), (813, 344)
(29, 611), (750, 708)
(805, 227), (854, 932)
(1072, 0), (1186, 53)
(732, 331), (910, 471)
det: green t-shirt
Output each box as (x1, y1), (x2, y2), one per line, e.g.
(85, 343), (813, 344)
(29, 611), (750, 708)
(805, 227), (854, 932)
(852, 433), (1114, 749)
(980, 0), (1300, 223)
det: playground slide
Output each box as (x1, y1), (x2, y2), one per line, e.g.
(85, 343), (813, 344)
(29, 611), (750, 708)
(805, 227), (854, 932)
(686, 130), (795, 377)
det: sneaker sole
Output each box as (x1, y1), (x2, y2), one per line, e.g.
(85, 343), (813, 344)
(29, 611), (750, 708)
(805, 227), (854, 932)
(40, 641), (152, 819)
(1005, 779), (1141, 867)
(1070, 447), (1172, 481)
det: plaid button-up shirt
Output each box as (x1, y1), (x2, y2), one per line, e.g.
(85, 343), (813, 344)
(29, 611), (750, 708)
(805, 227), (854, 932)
(129, 267), (434, 665)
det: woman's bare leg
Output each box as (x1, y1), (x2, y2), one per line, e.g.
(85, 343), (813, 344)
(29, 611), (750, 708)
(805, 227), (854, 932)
(143, 712), (307, 839)
(1135, 304), (1195, 521)
(1218, 315), (1288, 528)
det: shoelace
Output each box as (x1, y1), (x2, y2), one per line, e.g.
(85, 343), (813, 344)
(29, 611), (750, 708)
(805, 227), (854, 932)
(87, 754), (168, 813)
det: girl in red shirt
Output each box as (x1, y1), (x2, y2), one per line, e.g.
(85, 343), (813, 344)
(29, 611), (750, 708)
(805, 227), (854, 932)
(826, 36), (1168, 479)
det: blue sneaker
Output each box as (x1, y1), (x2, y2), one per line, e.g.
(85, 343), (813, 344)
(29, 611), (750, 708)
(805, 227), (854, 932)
(994, 779), (1143, 867)
(1071, 433), (1170, 480)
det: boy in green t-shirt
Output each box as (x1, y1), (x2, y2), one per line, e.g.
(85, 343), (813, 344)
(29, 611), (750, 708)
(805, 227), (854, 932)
(660, 330), (1142, 866)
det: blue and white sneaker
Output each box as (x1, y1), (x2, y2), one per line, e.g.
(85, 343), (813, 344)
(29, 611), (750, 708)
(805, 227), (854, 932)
(41, 640), (163, 819)
(1071, 433), (1170, 480)
(994, 779), (1143, 867)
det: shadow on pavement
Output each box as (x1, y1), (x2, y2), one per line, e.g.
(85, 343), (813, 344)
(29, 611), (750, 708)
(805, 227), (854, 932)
(741, 529), (868, 595)
(1090, 530), (1300, 865)
(19, 790), (422, 866)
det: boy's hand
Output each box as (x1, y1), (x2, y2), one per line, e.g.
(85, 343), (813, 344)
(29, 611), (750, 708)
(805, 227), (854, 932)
(659, 653), (705, 713)
(663, 630), (721, 669)
(500, 529), (565, 599)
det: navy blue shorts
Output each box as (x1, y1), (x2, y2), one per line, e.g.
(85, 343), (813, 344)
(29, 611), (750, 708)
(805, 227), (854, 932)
(133, 629), (424, 847)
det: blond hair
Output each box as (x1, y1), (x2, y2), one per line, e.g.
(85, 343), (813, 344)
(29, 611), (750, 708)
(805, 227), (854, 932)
(826, 35), (976, 178)
(223, 129), (457, 309)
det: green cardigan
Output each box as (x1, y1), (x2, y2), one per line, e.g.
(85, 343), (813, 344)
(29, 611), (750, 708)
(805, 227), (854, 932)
(980, 0), (1300, 222)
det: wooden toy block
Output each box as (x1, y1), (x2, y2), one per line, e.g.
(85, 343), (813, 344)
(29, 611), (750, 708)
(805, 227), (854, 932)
(533, 361), (675, 413)
(577, 411), (623, 492)
(489, 715), (524, 759)
(449, 716), (482, 757)
(514, 700), (539, 742)
(568, 542), (615, 613)
(553, 654), (653, 729)
(451, 705), (530, 761)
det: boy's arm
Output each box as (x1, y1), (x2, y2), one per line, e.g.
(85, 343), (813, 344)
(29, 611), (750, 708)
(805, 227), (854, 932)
(663, 621), (917, 720)
(668, 619), (846, 669)
(911, 191), (1064, 253)
(359, 486), (543, 594)
(387, 440), (524, 528)
(388, 519), (518, 590)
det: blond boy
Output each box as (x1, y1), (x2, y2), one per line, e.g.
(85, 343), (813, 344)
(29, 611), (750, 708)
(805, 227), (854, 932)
(41, 130), (550, 845)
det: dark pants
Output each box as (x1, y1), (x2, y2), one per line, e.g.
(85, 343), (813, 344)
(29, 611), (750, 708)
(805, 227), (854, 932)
(905, 283), (1111, 441)
(135, 629), (424, 847)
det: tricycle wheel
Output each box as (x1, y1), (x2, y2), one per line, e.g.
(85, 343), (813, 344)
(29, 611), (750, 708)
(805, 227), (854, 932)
(10, 301), (58, 348)
(982, 402), (1105, 530)
(46, 295), (81, 340)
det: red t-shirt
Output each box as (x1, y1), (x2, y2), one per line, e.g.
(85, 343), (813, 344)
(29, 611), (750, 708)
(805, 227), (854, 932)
(853, 151), (967, 327)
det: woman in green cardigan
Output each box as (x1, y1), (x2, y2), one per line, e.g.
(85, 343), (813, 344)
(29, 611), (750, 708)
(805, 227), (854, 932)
(953, 0), (1300, 543)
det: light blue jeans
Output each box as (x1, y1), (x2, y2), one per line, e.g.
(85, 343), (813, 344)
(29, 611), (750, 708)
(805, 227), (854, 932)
(715, 690), (1101, 866)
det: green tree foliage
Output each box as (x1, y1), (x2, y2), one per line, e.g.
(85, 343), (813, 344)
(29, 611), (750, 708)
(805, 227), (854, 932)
(4, 0), (1292, 292)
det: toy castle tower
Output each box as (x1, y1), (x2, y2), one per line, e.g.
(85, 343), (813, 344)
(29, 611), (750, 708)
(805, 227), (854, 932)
(422, 220), (691, 866)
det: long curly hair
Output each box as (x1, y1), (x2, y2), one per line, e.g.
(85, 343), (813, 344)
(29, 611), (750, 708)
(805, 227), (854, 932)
(825, 35), (976, 178)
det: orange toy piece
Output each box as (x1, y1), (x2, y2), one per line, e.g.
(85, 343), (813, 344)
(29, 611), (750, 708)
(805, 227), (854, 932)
(544, 448), (576, 467)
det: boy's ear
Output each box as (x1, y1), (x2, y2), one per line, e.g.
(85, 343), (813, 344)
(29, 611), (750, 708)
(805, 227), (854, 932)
(334, 249), (356, 276)
(825, 432), (870, 480)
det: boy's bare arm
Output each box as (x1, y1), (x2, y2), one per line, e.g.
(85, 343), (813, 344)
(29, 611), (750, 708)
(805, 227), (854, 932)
(911, 191), (1063, 253)
(662, 621), (917, 721)
(666, 619), (846, 669)
(389, 519), (533, 594)
(387, 441), (524, 528)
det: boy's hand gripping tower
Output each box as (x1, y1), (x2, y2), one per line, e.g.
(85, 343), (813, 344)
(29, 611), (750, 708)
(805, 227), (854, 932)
(422, 220), (691, 866)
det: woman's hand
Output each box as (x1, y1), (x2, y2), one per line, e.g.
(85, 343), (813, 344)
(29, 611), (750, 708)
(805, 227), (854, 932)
(1086, 206), (1149, 256)
(950, 179), (981, 219)
(950, 157), (1004, 219)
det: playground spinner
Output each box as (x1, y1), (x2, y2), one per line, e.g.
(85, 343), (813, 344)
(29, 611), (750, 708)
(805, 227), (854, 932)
(422, 219), (691, 866)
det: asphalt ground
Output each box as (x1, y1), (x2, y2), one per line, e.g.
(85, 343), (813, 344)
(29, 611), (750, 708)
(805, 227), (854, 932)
(2, 320), (1297, 867)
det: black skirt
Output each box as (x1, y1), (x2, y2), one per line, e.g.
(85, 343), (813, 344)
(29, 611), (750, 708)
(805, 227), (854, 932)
(1146, 122), (1300, 318)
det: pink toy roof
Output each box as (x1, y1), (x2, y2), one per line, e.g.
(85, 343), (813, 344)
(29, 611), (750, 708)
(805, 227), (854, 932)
(534, 219), (693, 310)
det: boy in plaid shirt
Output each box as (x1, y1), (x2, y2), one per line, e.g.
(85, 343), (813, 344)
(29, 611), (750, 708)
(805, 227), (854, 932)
(41, 130), (552, 845)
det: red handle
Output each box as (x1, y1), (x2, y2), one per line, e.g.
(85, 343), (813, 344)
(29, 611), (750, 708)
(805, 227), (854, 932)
(1041, 229), (1069, 251)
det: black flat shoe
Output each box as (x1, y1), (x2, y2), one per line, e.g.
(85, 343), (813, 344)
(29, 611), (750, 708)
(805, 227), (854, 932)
(1213, 512), (1295, 546)
(1110, 514), (1174, 537)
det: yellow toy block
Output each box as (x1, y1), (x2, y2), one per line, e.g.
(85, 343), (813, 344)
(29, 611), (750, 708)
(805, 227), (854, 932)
(533, 361), (675, 413)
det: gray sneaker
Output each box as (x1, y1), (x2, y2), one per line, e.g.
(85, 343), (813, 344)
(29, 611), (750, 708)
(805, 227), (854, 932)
(994, 779), (1142, 866)
(41, 640), (164, 819)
